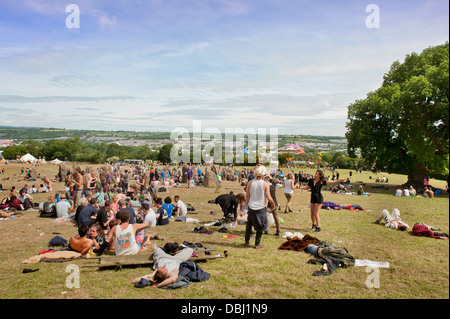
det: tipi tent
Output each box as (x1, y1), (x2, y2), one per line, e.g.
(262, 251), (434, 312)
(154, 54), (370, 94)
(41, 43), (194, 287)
(19, 153), (37, 163)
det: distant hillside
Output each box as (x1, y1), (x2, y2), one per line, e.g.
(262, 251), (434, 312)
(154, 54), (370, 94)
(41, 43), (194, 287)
(0, 126), (171, 141)
(0, 126), (346, 145)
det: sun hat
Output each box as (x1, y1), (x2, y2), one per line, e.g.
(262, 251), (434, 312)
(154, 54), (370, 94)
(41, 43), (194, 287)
(254, 165), (267, 176)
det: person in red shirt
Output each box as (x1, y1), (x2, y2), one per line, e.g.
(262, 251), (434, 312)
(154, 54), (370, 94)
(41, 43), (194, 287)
(412, 223), (449, 239)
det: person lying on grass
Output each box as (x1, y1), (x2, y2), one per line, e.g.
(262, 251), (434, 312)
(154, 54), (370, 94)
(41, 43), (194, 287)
(412, 223), (449, 240)
(374, 208), (409, 231)
(0, 209), (22, 218)
(131, 242), (194, 288)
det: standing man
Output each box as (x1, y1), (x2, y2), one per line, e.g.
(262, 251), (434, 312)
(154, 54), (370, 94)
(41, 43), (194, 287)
(244, 165), (275, 249)
(71, 167), (83, 211)
(267, 176), (281, 237)
(186, 166), (193, 187)
(122, 169), (130, 194)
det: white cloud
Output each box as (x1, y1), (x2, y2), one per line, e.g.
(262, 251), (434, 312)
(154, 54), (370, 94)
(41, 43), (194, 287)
(91, 9), (118, 29)
(0, 0), (448, 137)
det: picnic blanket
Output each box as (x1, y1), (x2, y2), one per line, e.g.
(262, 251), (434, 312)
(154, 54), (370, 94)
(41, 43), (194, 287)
(22, 251), (81, 264)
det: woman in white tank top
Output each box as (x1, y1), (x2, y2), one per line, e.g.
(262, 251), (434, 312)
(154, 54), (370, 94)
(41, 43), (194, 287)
(284, 172), (295, 213)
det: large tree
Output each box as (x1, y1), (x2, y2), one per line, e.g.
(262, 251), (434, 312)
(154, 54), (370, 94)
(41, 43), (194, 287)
(346, 43), (449, 190)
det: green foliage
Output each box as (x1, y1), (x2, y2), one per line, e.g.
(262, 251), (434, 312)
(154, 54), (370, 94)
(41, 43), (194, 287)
(2, 138), (158, 163)
(346, 43), (449, 181)
(278, 153), (290, 165)
(158, 143), (173, 163)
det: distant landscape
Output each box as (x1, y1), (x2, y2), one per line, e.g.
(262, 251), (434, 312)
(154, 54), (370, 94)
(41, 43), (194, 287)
(0, 126), (350, 167)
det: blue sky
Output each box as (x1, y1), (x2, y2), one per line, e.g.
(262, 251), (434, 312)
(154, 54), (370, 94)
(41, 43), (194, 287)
(0, 0), (448, 136)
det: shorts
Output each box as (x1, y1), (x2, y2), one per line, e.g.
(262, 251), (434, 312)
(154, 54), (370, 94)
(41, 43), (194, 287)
(135, 229), (147, 249)
(73, 190), (83, 207)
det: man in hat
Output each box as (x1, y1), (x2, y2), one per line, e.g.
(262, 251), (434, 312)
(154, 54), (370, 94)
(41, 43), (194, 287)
(244, 165), (275, 249)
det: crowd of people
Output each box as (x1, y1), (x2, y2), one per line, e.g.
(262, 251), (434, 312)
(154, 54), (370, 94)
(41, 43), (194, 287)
(1, 162), (448, 284)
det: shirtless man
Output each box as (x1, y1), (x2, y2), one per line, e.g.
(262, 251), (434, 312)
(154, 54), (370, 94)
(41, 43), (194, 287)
(71, 168), (83, 209)
(69, 224), (93, 257)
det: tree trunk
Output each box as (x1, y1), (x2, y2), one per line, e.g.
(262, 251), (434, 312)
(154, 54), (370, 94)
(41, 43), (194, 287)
(404, 162), (428, 193)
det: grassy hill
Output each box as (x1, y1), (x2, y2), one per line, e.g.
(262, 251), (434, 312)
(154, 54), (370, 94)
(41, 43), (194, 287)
(0, 163), (447, 300)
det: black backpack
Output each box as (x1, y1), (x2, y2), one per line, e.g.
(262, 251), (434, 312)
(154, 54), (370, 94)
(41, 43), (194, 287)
(40, 202), (57, 218)
(179, 261), (210, 282)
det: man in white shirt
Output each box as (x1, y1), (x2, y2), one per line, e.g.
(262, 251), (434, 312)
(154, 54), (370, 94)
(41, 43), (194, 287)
(402, 188), (410, 196)
(56, 195), (74, 218)
(141, 203), (156, 228)
(375, 208), (409, 231)
(174, 195), (187, 217)
(131, 242), (194, 288)
(40, 184), (49, 193)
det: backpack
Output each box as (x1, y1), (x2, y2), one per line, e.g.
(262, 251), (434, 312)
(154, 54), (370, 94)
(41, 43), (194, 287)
(48, 236), (68, 248)
(40, 202), (57, 218)
(179, 261), (211, 282)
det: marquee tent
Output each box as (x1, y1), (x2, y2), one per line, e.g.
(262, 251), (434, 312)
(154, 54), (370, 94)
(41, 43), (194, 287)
(19, 153), (37, 163)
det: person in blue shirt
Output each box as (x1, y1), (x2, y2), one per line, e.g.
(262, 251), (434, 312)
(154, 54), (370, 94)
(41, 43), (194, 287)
(186, 166), (193, 187)
(94, 187), (105, 207)
(78, 198), (99, 227)
(162, 196), (174, 218)
(115, 199), (137, 224)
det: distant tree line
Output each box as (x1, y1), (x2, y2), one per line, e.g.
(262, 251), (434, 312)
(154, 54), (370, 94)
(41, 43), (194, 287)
(1, 137), (364, 169)
(0, 137), (161, 163)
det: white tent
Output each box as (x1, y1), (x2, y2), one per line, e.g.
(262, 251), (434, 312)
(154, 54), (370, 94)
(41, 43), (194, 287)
(19, 153), (37, 163)
(50, 158), (63, 165)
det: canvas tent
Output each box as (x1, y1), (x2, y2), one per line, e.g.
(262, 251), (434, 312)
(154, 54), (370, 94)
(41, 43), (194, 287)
(19, 153), (37, 163)
(50, 159), (63, 165)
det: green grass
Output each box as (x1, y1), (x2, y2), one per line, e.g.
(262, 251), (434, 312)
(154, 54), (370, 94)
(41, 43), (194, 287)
(0, 164), (448, 299)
